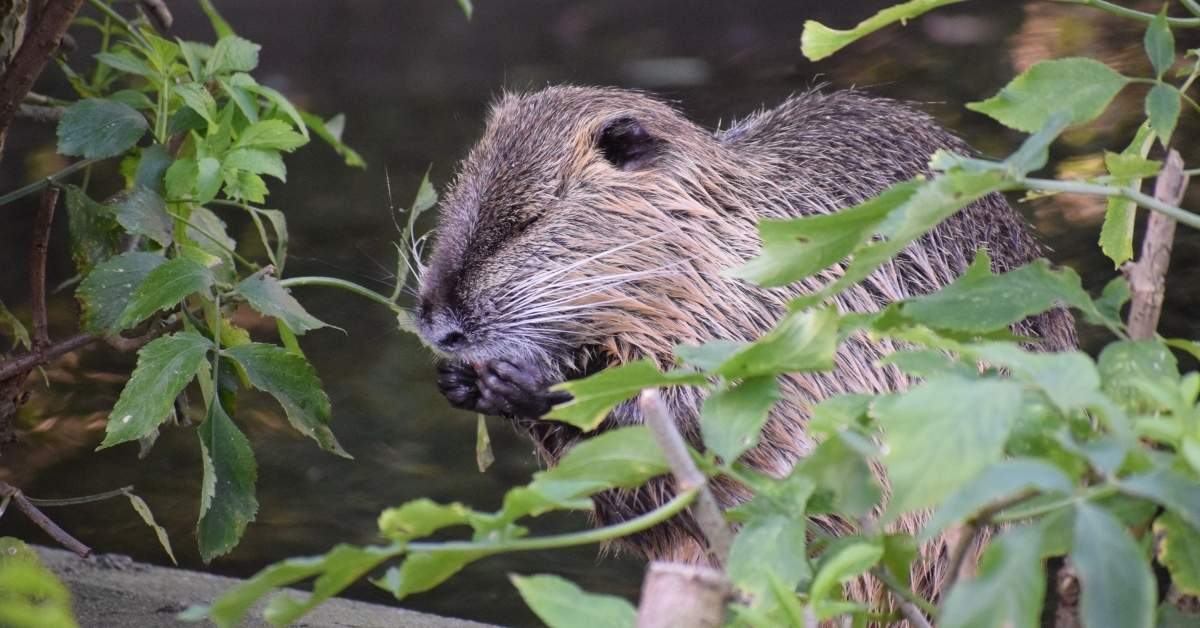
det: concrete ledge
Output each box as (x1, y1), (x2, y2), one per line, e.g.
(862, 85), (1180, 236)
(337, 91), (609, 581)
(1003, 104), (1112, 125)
(34, 546), (493, 628)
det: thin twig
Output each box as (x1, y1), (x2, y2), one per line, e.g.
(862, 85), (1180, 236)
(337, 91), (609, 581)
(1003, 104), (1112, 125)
(138, 0), (173, 30)
(0, 0), (88, 160)
(0, 157), (99, 207)
(638, 389), (734, 566)
(1125, 150), (1187, 340)
(30, 186), (59, 350)
(897, 602), (934, 628)
(872, 566), (939, 618)
(0, 332), (94, 381)
(942, 488), (1038, 592)
(16, 103), (65, 122)
(0, 481), (92, 557)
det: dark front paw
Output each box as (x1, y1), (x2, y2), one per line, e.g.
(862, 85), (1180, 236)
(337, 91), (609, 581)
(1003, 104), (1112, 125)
(437, 359), (571, 418)
(437, 361), (482, 411)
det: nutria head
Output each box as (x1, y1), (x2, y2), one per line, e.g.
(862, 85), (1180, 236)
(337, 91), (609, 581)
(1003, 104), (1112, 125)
(414, 86), (768, 392)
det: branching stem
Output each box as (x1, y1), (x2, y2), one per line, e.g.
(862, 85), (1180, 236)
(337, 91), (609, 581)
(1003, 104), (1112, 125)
(1017, 176), (1200, 230)
(279, 276), (405, 313)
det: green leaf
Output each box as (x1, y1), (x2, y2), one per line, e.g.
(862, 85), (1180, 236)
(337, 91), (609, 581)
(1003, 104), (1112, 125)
(134, 145), (173, 193)
(64, 185), (122, 274)
(76, 251), (165, 334)
(967, 58), (1130, 132)
(732, 181), (920, 287)
(799, 0), (965, 61)
(116, 257), (215, 330)
(0, 300), (30, 352)
(241, 81), (308, 138)
(57, 98), (150, 159)
(99, 332), (211, 448)
(876, 376), (1024, 520)
(196, 156), (223, 204)
(808, 541), (882, 616)
(899, 253), (1096, 335)
(1144, 10), (1175, 79)
(197, 397), (259, 562)
(186, 207), (237, 277)
(1099, 124), (1155, 267)
(475, 414), (494, 472)
(1119, 469), (1200, 529)
(713, 307), (839, 379)
(510, 574), (636, 628)
(1155, 511), (1200, 596)
(174, 82), (218, 127)
(300, 111), (366, 167)
(205, 35), (260, 75)
(1003, 111), (1072, 176)
(921, 459), (1073, 542)
(0, 542), (78, 628)
(108, 186), (173, 247)
(729, 478), (814, 600)
(197, 0), (235, 38)
(216, 76), (259, 123)
(224, 343), (347, 458)
(234, 119), (306, 152)
(700, 376), (779, 463)
(221, 170), (267, 203)
(164, 157), (198, 200)
(970, 344), (1101, 415)
(223, 148), (286, 181)
(377, 499), (469, 542)
(546, 359), (706, 431)
(675, 339), (743, 371)
(795, 432), (882, 517)
(1145, 83), (1180, 147)
(940, 523), (1047, 628)
(94, 50), (155, 78)
(456, 0), (474, 19)
(127, 493), (177, 565)
(1071, 502), (1155, 628)
(1098, 340), (1179, 414)
(234, 274), (327, 334)
(375, 550), (485, 600)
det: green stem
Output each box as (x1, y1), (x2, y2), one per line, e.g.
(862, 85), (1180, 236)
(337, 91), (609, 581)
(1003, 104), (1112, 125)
(407, 489), (698, 554)
(163, 208), (258, 270)
(992, 484), (1118, 523)
(0, 158), (101, 207)
(1018, 176), (1200, 230)
(25, 485), (133, 507)
(874, 566), (938, 618)
(278, 276), (404, 313)
(87, 0), (152, 48)
(1182, 0), (1200, 18)
(1051, 0), (1200, 26)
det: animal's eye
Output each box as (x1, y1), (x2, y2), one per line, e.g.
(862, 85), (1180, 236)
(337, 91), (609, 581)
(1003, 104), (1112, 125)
(517, 214), (540, 232)
(597, 116), (662, 171)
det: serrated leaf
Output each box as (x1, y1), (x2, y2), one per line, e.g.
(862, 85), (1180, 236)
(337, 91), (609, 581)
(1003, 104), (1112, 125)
(967, 58), (1129, 132)
(216, 76), (258, 123)
(164, 157), (198, 200)
(94, 50), (155, 78)
(108, 186), (173, 247)
(546, 359), (706, 431)
(799, 0), (965, 61)
(375, 550), (486, 600)
(187, 207), (237, 277)
(377, 499), (469, 542)
(223, 148), (286, 181)
(127, 493), (177, 565)
(241, 81), (308, 138)
(899, 253), (1097, 335)
(510, 574), (636, 628)
(796, 432), (882, 517)
(0, 544), (78, 628)
(134, 145), (172, 193)
(64, 186), (121, 274)
(174, 82), (218, 127)
(1144, 10), (1175, 79)
(1145, 83), (1180, 147)
(922, 459), (1074, 542)
(1099, 124), (1155, 267)
(729, 487), (814, 600)
(0, 300), (30, 352)
(234, 119), (306, 152)
(732, 181), (920, 287)
(205, 35), (260, 75)
(1098, 340), (1179, 414)
(234, 274), (327, 334)
(197, 398), (258, 563)
(808, 541), (882, 615)
(300, 110), (366, 167)
(1071, 502), (1155, 628)
(713, 307), (839, 379)
(700, 376), (779, 463)
(116, 257), (215, 330)
(1003, 112), (1071, 176)
(195, 156), (223, 204)
(877, 376), (1024, 520)
(940, 522), (1046, 628)
(196, 543), (403, 628)
(1155, 511), (1200, 596)
(197, 0), (234, 38)
(99, 332), (211, 448)
(222, 169), (267, 203)
(970, 344), (1101, 415)
(1119, 469), (1200, 529)
(76, 251), (165, 334)
(224, 343), (347, 458)
(57, 98), (149, 159)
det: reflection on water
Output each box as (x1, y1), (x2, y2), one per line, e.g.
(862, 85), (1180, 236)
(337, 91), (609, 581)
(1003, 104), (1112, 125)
(0, 0), (1195, 625)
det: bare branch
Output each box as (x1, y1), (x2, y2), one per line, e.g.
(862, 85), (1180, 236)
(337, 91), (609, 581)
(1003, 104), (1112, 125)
(30, 185), (59, 350)
(636, 562), (730, 628)
(0, 332), (94, 381)
(1125, 150), (1188, 340)
(138, 0), (173, 30)
(0, 480), (92, 557)
(638, 389), (734, 565)
(16, 103), (64, 122)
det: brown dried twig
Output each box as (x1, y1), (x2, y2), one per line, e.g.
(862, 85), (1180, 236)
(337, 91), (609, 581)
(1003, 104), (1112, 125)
(30, 186), (59, 350)
(0, 480), (92, 557)
(1125, 149), (1188, 340)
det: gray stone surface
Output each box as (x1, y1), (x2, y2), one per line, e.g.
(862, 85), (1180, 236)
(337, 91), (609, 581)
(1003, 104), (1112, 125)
(35, 546), (494, 628)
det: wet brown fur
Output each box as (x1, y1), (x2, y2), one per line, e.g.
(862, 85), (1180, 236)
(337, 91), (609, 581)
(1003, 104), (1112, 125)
(416, 86), (1078, 610)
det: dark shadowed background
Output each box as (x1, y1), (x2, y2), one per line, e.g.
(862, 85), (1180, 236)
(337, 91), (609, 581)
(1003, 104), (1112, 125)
(0, 1), (1196, 625)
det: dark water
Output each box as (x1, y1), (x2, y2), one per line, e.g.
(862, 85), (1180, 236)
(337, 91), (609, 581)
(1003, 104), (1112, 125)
(0, 1), (1196, 625)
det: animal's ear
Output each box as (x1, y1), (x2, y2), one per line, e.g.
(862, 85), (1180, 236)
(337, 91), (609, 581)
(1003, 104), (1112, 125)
(596, 116), (663, 171)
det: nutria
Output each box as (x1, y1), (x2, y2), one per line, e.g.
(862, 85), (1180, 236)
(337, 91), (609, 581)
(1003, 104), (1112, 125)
(414, 86), (1077, 607)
